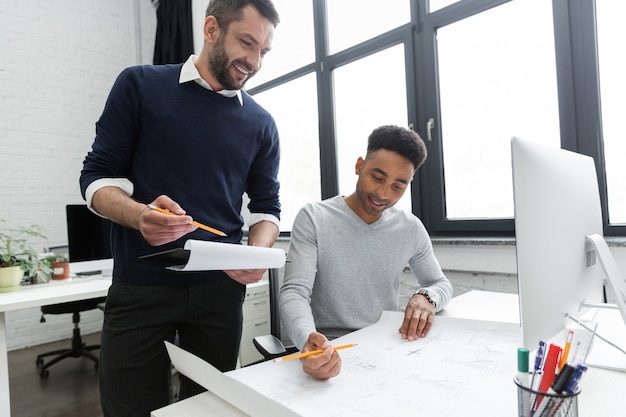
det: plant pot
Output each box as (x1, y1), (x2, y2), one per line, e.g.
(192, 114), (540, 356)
(0, 265), (25, 292)
(51, 261), (70, 280)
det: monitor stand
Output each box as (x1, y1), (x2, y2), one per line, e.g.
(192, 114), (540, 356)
(580, 234), (626, 372)
(585, 234), (626, 326)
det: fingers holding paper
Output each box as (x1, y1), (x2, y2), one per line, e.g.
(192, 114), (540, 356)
(399, 294), (435, 341)
(300, 332), (342, 380)
(141, 196), (197, 246)
(224, 269), (266, 285)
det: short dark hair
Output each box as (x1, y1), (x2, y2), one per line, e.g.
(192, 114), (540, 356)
(366, 125), (427, 170)
(206, 0), (280, 32)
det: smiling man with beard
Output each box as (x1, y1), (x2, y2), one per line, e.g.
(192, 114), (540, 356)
(279, 125), (453, 380)
(80, 1), (281, 415)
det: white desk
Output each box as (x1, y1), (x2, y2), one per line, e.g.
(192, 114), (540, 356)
(152, 290), (626, 416)
(0, 261), (112, 417)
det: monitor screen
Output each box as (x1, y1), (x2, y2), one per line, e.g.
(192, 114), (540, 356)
(66, 204), (112, 263)
(511, 137), (605, 350)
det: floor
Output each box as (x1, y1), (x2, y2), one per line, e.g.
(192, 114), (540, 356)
(8, 333), (103, 417)
(8, 332), (183, 417)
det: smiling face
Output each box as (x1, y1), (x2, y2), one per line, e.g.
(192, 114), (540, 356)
(199, 5), (274, 91)
(345, 149), (416, 224)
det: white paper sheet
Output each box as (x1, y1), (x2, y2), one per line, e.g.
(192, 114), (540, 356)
(227, 311), (522, 417)
(169, 240), (286, 271)
(166, 312), (522, 416)
(164, 342), (299, 417)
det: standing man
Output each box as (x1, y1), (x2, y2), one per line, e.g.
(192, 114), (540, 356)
(280, 125), (453, 380)
(80, 1), (281, 415)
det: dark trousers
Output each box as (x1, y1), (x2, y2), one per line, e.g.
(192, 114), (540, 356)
(99, 278), (245, 417)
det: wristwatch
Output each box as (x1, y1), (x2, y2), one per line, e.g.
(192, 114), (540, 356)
(415, 289), (437, 309)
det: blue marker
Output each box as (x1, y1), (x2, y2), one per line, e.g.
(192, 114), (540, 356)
(565, 364), (587, 394)
(529, 340), (546, 416)
(530, 340), (546, 390)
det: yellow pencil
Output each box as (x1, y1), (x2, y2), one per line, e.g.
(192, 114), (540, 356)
(273, 344), (358, 362)
(559, 330), (574, 370)
(147, 204), (227, 237)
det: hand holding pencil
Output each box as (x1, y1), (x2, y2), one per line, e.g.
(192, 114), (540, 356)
(273, 344), (357, 362)
(147, 204), (226, 237)
(290, 332), (353, 380)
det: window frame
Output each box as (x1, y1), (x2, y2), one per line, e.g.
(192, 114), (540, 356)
(248, 0), (623, 238)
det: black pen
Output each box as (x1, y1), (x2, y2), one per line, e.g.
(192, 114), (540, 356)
(534, 364), (576, 417)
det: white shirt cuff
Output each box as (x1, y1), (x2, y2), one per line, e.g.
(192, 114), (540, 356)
(85, 178), (134, 217)
(247, 212), (280, 229)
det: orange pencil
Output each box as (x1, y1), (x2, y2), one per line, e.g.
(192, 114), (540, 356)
(559, 330), (574, 370)
(147, 204), (227, 237)
(273, 344), (358, 362)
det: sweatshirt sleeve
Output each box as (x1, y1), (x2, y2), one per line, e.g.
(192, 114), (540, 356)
(278, 205), (319, 349)
(408, 220), (453, 312)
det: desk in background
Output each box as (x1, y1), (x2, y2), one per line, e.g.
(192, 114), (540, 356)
(152, 290), (626, 417)
(0, 260), (113, 417)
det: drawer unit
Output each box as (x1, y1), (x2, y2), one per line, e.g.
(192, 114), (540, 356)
(239, 279), (270, 366)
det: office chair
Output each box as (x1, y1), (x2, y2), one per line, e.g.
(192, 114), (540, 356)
(35, 296), (107, 379)
(252, 268), (298, 361)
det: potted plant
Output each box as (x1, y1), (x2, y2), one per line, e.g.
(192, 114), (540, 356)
(0, 219), (52, 291)
(45, 253), (71, 280)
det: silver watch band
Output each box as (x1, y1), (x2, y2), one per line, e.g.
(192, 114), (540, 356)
(416, 289), (437, 308)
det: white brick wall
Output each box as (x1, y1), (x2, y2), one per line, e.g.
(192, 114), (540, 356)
(1, 0), (156, 351)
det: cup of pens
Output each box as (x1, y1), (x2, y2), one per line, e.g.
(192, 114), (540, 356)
(515, 345), (585, 417)
(514, 372), (580, 417)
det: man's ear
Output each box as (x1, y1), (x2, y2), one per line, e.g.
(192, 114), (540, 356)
(355, 157), (364, 175)
(204, 15), (220, 44)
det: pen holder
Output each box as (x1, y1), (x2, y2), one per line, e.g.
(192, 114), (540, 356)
(514, 375), (580, 417)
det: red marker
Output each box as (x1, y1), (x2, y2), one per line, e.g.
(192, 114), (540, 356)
(534, 343), (562, 411)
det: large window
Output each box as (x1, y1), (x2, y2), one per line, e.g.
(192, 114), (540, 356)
(436, 0), (559, 219)
(596, 1), (626, 225)
(253, 74), (320, 229)
(247, 0), (623, 237)
(334, 45), (411, 213)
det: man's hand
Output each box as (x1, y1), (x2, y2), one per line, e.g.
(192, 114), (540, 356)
(140, 196), (197, 246)
(299, 332), (341, 380)
(91, 189), (197, 247)
(399, 293), (436, 341)
(224, 220), (279, 284)
(224, 269), (266, 285)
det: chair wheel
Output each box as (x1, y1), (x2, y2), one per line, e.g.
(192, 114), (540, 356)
(39, 369), (49, 379)
(36, 358), (44, 368)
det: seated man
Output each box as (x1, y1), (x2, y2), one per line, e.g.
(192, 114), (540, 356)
(279, 125), (453, 379)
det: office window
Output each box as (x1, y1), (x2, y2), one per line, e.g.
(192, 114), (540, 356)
(246, 0), (623, 237)
(333, 45), (412, 213)
(326, 0), (409, 54)
(596, 1), (626, 225)
(435, 0), (559, 219)
(253, 74), (320, 231)
(428, 0), (461, 13)
(245, 0), (315, 90)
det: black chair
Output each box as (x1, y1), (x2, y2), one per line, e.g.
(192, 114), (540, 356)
(35, 296), (106, 379)
(252, 268), (298, 361)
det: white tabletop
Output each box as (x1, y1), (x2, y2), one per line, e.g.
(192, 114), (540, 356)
(152, 290), (626, 417)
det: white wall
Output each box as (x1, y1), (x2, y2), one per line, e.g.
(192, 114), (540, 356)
(1, 0), (156, 350)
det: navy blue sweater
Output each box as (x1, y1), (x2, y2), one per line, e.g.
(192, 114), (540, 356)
(80, 64), (280, 285)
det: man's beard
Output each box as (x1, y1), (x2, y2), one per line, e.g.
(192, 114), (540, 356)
(208, 34), (248, 90)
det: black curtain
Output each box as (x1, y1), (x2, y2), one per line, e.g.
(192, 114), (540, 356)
(153, 0), (195, 65)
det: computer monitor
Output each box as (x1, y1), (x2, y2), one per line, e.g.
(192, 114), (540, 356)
(511, 137), (606, 350)
(66, 204), (112, 263)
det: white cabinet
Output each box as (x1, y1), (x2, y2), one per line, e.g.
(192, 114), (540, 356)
(239, 279), (271, 366)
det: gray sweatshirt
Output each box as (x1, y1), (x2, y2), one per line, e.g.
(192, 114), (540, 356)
(279, 195), (453, 349)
